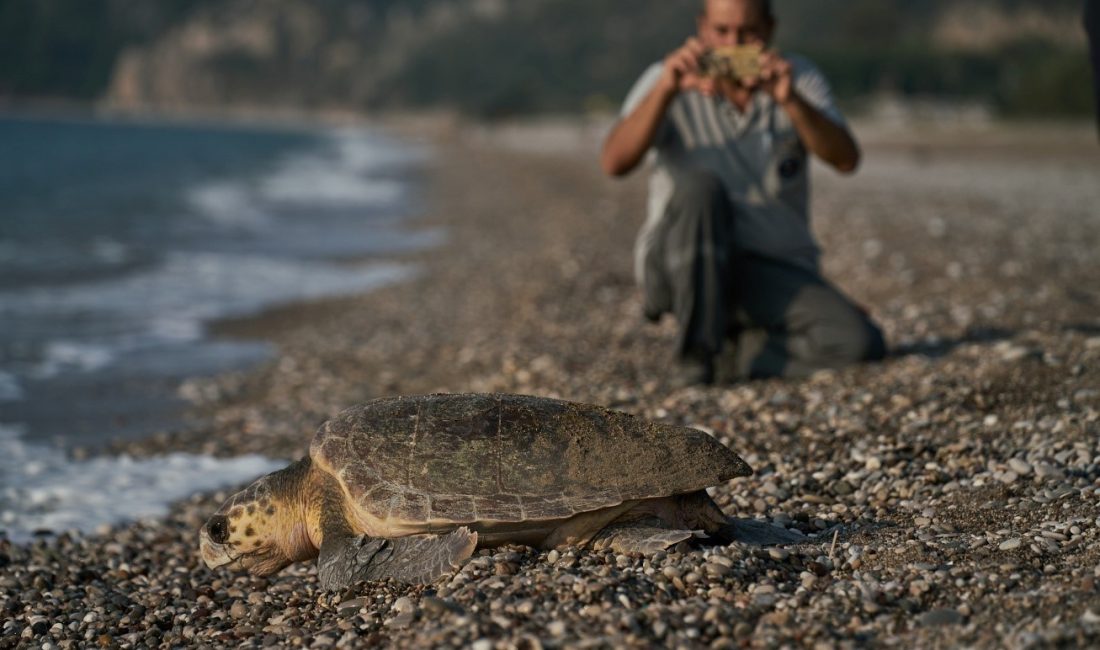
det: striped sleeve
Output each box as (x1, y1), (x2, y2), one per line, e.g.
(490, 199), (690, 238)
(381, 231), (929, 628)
(621, 62), (666, 116)
(618, 62), (673, 151)
(789, 55), (848, 128)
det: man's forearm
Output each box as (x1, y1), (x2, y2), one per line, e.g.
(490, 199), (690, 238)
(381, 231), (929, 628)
(601, 82), (676, 177)
(781, 92), (861, 173)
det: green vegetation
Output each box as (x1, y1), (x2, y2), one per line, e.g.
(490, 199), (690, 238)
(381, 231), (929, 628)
(773, 0), (1093, 118)
(0, 0), (1092, 118)
(0, 0), (210, 98)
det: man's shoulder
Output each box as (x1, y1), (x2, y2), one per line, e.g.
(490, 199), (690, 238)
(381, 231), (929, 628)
(632, 61), (666, 88)
(784, 53), (846, 125)
(621, 62), (667, 116)
(785, 53), (828, 81)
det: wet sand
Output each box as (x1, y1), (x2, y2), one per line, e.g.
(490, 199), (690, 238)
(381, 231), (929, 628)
(3, 119), (1100, 648)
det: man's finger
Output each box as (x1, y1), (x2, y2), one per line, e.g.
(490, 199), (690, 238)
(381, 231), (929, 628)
(669, 55), (694, 76)
(759, 51), (790, 75)
(676, 51), (700, 73)
(680, 72), (704, 89)
(681, 72), (716, 94)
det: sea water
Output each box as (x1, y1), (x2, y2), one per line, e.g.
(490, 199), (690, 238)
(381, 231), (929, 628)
(0, 115), (440, 541)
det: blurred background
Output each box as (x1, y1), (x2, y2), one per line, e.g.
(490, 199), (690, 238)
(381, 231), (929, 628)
(0, 0), (1093, 121)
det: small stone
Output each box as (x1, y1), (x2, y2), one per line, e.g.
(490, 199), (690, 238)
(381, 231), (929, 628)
(999, 538), (1022, 551)
(705, 562), (731, 578)
(1034, 464), (1065, 480)
(514, 600), (535, 616)
(471, 640), (492, 650)
(392, 597), (414, 615)
(337, 597), (366, 613)
(229, 601), (248, 620)
(421, 597), (462, 617)
(707, 554), (733, 568)
(1075, 389), (1100, 403)
(920, 609), (964, 627)
(1008, 458), (1033, 475)
(768, 548), (790, 561)
(547, 621), (566, 637)
(386, 611), (414, 629)
(1000, 346), (1038, 362)
(546, 550), (559, 564)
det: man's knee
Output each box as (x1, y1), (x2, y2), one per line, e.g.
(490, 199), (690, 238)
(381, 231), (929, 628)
(799, 295), (886, 367)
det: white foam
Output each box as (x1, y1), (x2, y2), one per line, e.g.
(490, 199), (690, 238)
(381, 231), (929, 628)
(187, 182), (271, 229)
(0, 371), (23, 401)
(260, 158), (403, 206)
(258, 130), (410, 207)
(89, 237), (130, 264)
(186, 128), (424, 222)
(0, 254), (415, 378)
(329, 127), (429, 172)
(31, 341), (116, 378)
(0, 423), (284, 543)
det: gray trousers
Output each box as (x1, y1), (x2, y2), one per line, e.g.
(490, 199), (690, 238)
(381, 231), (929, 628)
(642, 170), (886, 380)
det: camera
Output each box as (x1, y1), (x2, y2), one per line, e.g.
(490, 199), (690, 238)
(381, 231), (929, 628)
(699, 44), (763, 81)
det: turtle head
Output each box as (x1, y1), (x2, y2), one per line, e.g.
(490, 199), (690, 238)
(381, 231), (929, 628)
(200, 458), (316, 577)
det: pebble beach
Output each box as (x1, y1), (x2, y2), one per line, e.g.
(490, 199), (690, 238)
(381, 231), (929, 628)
(2, 119), (1100, 649)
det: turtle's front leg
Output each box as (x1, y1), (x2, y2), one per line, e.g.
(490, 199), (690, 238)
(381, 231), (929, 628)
(317, 527), (477, 590)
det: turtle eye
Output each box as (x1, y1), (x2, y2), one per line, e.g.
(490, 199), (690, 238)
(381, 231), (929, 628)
(207, 515), (229, 544)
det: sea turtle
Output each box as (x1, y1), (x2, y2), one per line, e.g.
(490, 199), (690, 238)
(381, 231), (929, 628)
(199, 393), (799, 589)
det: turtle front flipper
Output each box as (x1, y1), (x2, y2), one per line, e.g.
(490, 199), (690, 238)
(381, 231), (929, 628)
(318, 528), (477, 589)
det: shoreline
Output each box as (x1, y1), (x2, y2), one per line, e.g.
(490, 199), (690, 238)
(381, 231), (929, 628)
(3, 119), (1099, 648)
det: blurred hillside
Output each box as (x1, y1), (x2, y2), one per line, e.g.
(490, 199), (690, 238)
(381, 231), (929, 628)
(0, 0), (1092, 119)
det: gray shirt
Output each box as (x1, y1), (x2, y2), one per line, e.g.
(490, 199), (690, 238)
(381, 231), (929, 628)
(621, 55), (848, 281)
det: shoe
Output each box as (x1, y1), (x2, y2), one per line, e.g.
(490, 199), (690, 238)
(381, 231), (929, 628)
(712, 337), (744, 384)
(669, 354), (715, 388)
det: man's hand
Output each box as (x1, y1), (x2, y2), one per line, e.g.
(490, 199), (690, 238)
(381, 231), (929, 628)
(601, 38), (716, 176)
(740, 49), (860, 173)
(755, 50), (794, 105)
(659, 37), (716, 97)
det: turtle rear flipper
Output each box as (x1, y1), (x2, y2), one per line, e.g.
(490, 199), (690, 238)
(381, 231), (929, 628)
(590, 518), (700, 554)
(713, 518), (806, 546)
(318, 527), (477, 589)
